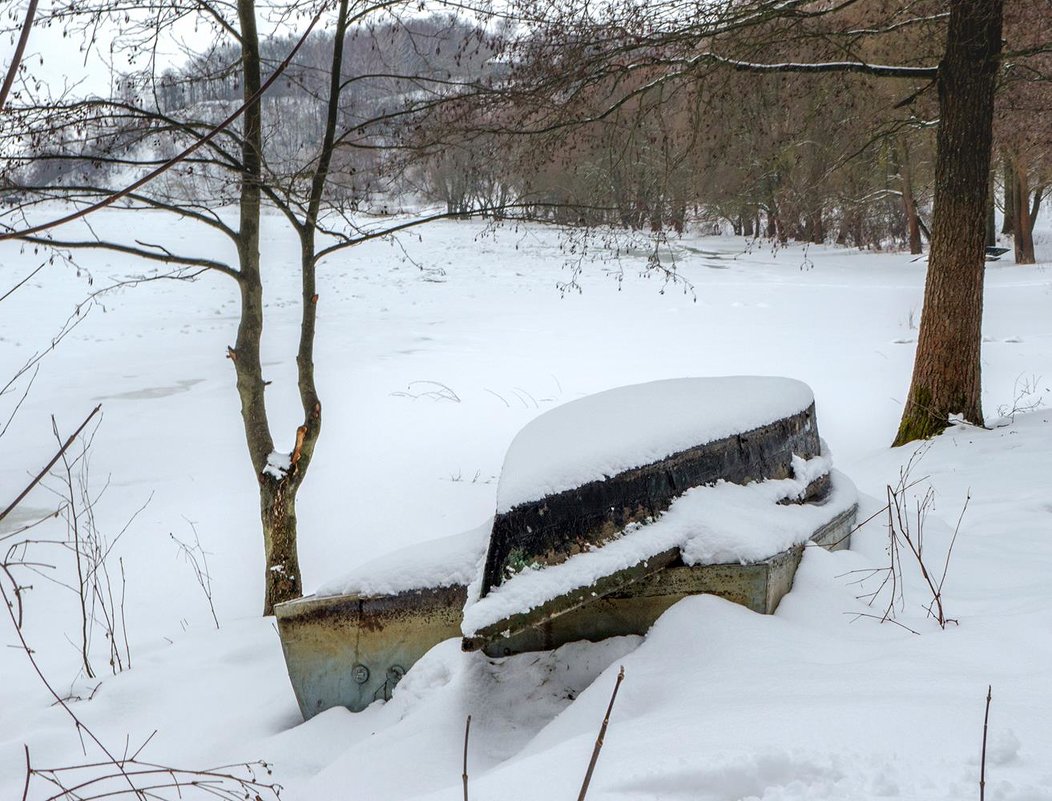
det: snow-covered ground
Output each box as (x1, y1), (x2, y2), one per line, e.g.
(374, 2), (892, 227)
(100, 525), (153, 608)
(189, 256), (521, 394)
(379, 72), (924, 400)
(2, 209), (1051, 800)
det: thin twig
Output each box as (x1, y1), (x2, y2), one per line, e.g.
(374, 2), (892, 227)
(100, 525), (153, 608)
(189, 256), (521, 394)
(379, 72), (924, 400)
(462, 714), (471, 801)
(0, 0), (39, 111)
(21, 745), (30, 801)
(0, 7), (326, 243)
(980, 685), (992, 801)
(0, 404), (101, 524)
(578, 666), (625, 801)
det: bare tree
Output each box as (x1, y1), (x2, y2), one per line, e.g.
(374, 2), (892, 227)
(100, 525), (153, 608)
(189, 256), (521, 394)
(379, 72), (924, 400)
(476, 0), (1045, 443)
(2, 0), (505, 613)
(994, 2), (1052, 265)
(892, 0), (1003, 443)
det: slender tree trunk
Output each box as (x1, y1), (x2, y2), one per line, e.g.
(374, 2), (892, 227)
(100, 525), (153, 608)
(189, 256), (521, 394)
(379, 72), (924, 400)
(1010, 157), (1036, 264)
(894, 0), (1003, 446)
(1001, 155), (1015, 235)
(258, 0), (352, 612)
(985, 179), (996, 248)
(228, 0), (304, 614)
(807, 208), (824, 244)
(898, 146), (924, 255)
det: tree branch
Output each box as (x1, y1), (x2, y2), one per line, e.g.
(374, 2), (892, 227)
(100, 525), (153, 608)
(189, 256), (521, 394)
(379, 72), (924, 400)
(0, 4), (325, 242)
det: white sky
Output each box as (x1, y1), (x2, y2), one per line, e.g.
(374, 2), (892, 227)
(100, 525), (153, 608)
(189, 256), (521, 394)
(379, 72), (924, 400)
(2, 0), (120, 98)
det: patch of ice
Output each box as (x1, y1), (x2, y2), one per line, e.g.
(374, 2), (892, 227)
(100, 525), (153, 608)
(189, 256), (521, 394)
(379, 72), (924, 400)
(314, 521), (491, 598)
(495, 377), (815, 513)
(463, 462), (857, 636)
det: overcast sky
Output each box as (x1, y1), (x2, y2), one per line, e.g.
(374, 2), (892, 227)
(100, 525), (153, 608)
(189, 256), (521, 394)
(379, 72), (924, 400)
(1, 0), (243, 100)
(2, 0), (117, 98)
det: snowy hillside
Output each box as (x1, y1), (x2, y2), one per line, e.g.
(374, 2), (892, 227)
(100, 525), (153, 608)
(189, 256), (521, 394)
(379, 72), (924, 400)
(2, 210), (1051, 800)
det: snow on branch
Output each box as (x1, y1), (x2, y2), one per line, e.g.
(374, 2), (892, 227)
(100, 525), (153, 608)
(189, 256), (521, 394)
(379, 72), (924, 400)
(686, 53), (939, 79)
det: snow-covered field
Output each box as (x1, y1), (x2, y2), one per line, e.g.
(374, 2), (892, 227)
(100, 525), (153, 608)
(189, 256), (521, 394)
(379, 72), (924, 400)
(2, 209), (1051, 800)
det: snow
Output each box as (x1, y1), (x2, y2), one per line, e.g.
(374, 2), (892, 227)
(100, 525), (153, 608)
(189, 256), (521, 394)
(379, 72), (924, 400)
(314, 520), (490, 598)
(496, 376), (815, 512)
(464, 459), (856, 636)
(317, 380), (827, 609)
(264, 451), (292, 479)
(3, 206), (1052, 801)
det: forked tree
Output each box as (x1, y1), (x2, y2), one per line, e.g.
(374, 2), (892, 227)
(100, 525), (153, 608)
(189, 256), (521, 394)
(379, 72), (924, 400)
(2, 0), (496, 613)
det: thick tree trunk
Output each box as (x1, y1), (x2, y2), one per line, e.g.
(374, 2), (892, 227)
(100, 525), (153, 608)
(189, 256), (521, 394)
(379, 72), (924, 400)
(894, 0), (1002, 446)
(261, 476), (303, 609)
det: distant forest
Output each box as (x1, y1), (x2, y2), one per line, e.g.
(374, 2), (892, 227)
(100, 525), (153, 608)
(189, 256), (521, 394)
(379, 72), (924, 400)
(10, 5), (1051, 259)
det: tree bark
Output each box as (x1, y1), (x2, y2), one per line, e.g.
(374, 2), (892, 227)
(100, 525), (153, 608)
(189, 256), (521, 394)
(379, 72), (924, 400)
(894, 0), (1003, 446)
(1031, 185), (1045, 229)
(742, 210), (754, 237)
(807, 208), (824, 244)
(1009, 155), (1036, 264)
(261, 474), (303, 610)
(228, 0), (305, 614)
(897, 145), (923, 255)
(1001, 155), (1015, 235)
(985, 174), (996, 248)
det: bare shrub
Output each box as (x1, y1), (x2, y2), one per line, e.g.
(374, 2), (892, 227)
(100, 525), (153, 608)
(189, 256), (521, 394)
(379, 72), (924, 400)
(171, 519), (220, 629)
(846, 444), (967, 631)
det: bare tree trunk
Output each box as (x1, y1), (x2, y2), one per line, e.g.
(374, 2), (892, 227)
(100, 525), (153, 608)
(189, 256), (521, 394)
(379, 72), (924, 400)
(227, 0), (304, 614)
(985, 178), (996, 248)
(1001, 155), (1015, 235)
(894, 0), (1002, 446)
(1031, 185), (1045, 228)
(261, 474), (302, 609)
(765, 198), (778, 238)
(1009, 156), (1036, 264)
(807, 208), (824, 244)
(896, 144), (923, 254)
(256, 0), (353, 613)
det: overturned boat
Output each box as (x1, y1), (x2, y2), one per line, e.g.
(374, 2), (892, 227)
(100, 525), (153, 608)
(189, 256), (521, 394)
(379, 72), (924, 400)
(276, 377), (857, 718)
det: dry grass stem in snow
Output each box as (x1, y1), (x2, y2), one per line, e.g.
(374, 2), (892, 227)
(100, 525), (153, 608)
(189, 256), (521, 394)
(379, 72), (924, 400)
(844, 443), (966, 630)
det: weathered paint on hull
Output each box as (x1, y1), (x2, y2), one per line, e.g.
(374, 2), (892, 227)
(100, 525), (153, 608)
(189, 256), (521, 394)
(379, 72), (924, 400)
(274, 505), (854, 719)
(275, 584), (465, 717)
(479, 504), (854, 656)
(482, 404), (822, 595)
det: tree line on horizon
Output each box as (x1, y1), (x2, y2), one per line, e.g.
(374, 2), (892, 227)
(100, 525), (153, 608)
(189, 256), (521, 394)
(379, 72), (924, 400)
(7, 4), (1049, 262)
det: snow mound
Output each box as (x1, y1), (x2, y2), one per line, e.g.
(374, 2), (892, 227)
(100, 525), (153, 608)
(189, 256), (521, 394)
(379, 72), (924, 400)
(463, 463), (856, 637)
(314, 521), (490, 598)
(496, 376), (815, 513)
